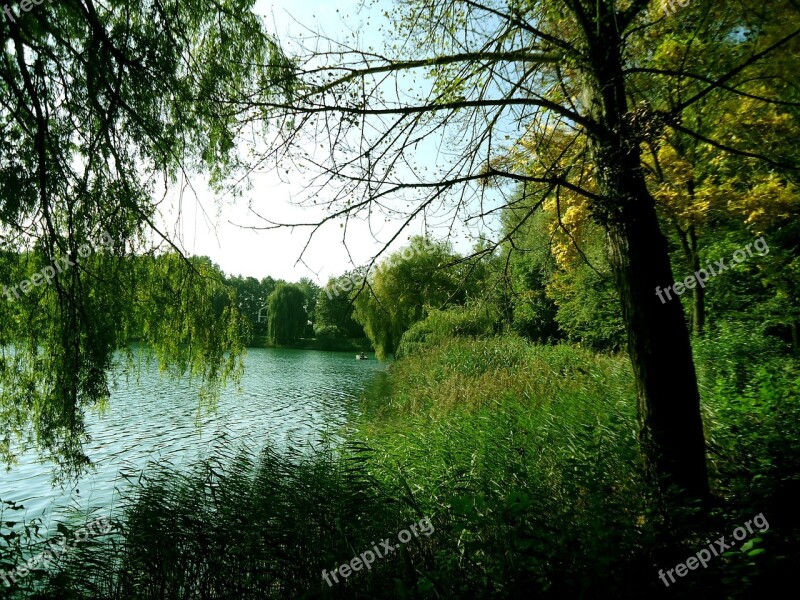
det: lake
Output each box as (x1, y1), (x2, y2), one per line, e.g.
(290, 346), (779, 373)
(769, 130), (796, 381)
(0, 348), (385, 533)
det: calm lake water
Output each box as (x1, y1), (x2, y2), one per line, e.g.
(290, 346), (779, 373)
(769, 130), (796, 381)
(0, 348), (385, 533)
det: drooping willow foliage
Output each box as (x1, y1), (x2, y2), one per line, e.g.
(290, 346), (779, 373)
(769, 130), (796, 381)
(0, 0), (293, 478)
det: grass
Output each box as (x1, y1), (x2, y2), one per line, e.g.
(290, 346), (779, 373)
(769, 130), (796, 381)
(3, 331), (798, 599)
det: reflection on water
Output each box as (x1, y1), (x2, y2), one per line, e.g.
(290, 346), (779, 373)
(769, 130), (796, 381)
(0, 348), (385, 532)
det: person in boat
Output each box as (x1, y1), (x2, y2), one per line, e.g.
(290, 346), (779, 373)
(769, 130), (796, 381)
(357, 352), (367, 359)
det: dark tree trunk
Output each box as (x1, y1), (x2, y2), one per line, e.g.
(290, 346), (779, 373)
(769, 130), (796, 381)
(603, 197), (709, 503)
(580, 10), (710, 503)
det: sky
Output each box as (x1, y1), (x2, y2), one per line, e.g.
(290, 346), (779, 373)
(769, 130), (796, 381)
(156, 0), (493, 286)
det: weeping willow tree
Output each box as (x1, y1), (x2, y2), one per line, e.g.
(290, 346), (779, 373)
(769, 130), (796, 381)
(351, 238), (477, 359)
(266, 283), (307, 346)
(0, 0), (293, 478)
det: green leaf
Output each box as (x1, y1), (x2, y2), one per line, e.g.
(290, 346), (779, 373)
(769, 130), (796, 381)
(417, 577), (435, 594)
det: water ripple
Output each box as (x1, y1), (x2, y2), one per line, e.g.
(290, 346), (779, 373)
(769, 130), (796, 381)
(0, 348), (384, 533)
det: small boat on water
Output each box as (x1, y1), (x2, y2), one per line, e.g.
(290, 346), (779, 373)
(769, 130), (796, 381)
(356, 352), (369, 360)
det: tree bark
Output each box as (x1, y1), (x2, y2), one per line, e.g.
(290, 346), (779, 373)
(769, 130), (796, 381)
(580, 9), (710, 503)
(603, 195), (710, 503)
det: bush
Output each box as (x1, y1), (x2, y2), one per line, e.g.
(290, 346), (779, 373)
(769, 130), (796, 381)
(396, 302), (500, 359)
(314, 324), (345, 339)
(694, 322), (800, 499)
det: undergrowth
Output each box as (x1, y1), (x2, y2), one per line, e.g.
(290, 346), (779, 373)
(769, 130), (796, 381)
(2, 332), (797, 599)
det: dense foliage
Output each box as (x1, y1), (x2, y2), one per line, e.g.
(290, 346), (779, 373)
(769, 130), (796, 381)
(15, 331), (797, 599)
(1, 0), (799, 597)
(0, 0), (291, 474)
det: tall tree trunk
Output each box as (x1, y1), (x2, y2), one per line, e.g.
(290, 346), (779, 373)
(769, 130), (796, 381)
(688, 226), (705, 336)
(580, 11), (710, 503)
(603, 192), (709, 503)
(674, 220), (705, 336)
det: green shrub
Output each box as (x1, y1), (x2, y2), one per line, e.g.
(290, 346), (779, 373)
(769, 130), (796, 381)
(314, 324), (345, 339)
(694, 322), (800, 498)
(396, 302), (501, 359)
